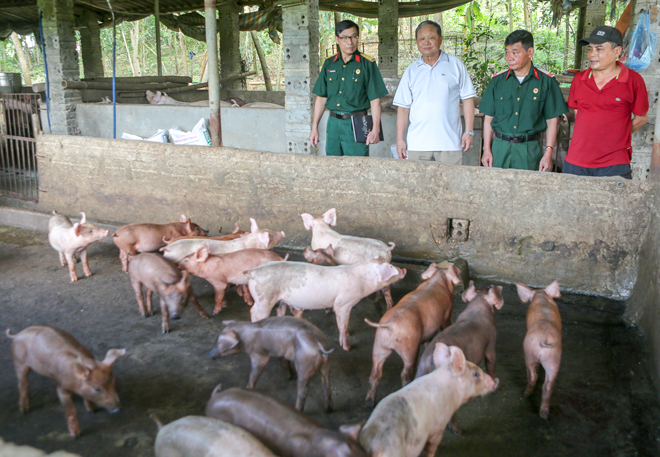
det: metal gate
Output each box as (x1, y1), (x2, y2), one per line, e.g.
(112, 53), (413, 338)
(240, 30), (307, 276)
(0, 93), (40, 201)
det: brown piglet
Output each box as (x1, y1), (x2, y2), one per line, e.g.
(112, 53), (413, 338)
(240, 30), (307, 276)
(6, 325), (125, 438)
(128, 252), (209, 333)
(415, 280), (503, 434)
(364, 263), (461, 406)
(179, 244), (287, 314)
(516, 280), (562, 420)
(113, 214), (208, 272)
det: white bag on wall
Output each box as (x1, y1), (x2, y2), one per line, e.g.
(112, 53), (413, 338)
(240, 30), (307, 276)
(169, 118), (211, 146)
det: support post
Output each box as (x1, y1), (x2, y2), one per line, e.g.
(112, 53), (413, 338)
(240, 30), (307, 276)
(250, 31), (272, 91)
(218, 2), (242, 90)
(37, 0), (81, 135)
(378, 0), (398, 78)
(577, 3), (607, 70)
(205, 0), (222, 147)
(155, 0), (163, 77)
(283, 0), (319, 154)
(79, 9), (104, 79)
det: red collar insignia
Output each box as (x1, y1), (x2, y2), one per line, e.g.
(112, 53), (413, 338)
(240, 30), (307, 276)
(505, 69), (512, 79)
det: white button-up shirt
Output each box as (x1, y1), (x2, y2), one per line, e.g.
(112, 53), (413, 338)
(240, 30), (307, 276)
(393, 52), (476, 151)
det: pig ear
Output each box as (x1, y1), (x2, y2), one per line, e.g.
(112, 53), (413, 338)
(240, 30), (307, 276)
(322, 208), (337, 226)
(73, 222), (83, 237)
(250, 218), (259, 233)
(179, 214), (187, 223)
(232, 222), (240, 234)
(545, 280), (561, 299)
(301, 213), (315, 230)
(197, 243), (210, 262)
(449, 346), (467, 375)
(339, 421), (365, 441)
(212, 384), (223, 396)
(324, 245), (334, 257)
(258, 231), (270, 248)
(516, 283), (534, 303)
(432, 342), (452, 369)
(421, 263), (437, 280)
(462, 281), (477, 303)
(74, 363), (91, 379)
(220, 331), (240, 351)
(447, 265), (462, 285)
(101, 348), (126, 367)
(376, 263), (399, 283)
(79, 212), (87, 225)
(487, 286), (504, 309)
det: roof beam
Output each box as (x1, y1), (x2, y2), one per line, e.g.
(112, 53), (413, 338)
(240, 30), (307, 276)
(0, 0), (38, 8)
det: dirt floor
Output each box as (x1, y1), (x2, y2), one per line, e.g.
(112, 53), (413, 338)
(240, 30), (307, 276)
(0, 224), (659, 457)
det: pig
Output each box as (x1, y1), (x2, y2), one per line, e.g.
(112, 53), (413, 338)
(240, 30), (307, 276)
(246, 258), (407, 351)
(303, 245), (337, 266)
(414, 281), (503, 434)
(48, 211), (110, 282)
(206, 386), (368, 457)
(207, 317), (333, 412)
(179, 244), (287, 314)
(355, 343), (497, 457)
(301, 208), (396, 309)
(152, 415), (276, 457)
(164, 222), (247, 245)
(113, 214), (208, 272)
(364, 263), (461, 406)
(128, 252), (209, 333)
(6, 325), (125, 438)
(517, 280), (562, 420)
(162, 218), (285, 263)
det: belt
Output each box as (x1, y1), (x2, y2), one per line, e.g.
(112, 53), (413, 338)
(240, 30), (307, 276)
(494, 131), (540, 143)
(330, 110), (368, 120)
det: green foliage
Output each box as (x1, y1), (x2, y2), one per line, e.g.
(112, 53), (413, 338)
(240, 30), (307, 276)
(461, 29), (503, 96)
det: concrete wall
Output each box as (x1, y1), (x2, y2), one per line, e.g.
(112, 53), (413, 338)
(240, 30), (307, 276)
(36, 134), (653, 300)
(71, 104), (287, 153)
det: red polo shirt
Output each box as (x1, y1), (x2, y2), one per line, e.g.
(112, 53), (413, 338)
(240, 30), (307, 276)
(565, 62), (649, 168)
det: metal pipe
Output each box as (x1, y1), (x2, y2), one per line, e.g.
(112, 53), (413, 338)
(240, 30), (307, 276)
(155, 0), (162, 77)
(205, 0), (222, 147)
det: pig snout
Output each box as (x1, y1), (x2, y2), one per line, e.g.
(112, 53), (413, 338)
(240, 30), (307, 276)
(170, 312), (182, 320)
(207, 347), (219, 359)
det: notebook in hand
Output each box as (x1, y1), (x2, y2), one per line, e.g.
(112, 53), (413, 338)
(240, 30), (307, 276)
(351, 114), (384, 143)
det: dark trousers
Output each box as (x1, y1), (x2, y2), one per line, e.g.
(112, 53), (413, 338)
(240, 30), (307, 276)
(563, 161), (632, 180)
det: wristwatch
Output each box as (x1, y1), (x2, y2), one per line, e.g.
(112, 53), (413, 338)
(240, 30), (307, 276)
(465, 130), (474, 137)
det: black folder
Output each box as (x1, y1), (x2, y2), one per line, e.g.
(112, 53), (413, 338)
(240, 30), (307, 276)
(351, 114), (384, 143)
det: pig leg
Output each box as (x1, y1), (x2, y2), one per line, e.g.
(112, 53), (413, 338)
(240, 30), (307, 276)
(250, 300), (274, 322)
(15, 364), (30, 413)
(366, 344), (393, 406)
(524, 355), (539, 398)
(84, 399), (97, 412)
(289, 306), (304, 319)
(58, 251), (67, 267)
(56, 387), (80, 437)
(539, 358), (560, 420)
(320, 356), (333, 412)
(276, 303), (288, 317)
(398, 348), (418, 387)
(64, 252), (78, 282)
(295, 373), (312, 412)
(293, 354), (323, 411)
(280, 358), (296, 380)
(159, 297), (170, 333)
(447, 413), (462, 435)
(79, 248), (92, 277)
(382, 287), (393, 310)
(145, 290), (154, 316)
(246, 353), (270, 389)
(119, 250), (129, 273)
(130, 280), (149, 317)
(484, 343), (498, 380)
(212, 284), (228, 315)
(422, 431), (444, 457)
(334, 307), (353, 351)
(189, 293), (210, 319)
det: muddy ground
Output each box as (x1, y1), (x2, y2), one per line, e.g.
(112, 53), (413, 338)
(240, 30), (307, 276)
(0, 224), (659, 457)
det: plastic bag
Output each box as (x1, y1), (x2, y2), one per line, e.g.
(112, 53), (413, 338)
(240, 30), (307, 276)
(623, 10), (657, 72)
(168, 118), (212, 146)
(121, 129), (169, 143)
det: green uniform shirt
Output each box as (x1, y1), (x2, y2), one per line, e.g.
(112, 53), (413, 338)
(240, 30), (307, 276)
(312, 51), (388, 114)
(480, 62), (567, 136)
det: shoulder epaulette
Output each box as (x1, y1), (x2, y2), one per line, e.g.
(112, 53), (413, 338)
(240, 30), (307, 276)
(327, 53), (339, 62)
(360, 53), (376, 62)
(536, 67), (555, 78)
(491, 69), (508, 78)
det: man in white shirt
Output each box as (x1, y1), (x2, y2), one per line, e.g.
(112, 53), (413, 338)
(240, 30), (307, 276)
(394, 21), (476, 164)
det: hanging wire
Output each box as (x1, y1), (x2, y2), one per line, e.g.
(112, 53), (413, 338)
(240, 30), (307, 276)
(107, 0), (117, 139)
(38, 12), (51, 133)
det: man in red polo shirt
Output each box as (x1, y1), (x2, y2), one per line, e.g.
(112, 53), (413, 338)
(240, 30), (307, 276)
(564, 26), (649, 179)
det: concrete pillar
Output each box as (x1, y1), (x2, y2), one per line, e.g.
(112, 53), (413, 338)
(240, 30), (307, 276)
(205, 0), (222, 147)
(79, 9), (104, 79)
(218, 2), (242, 90)
(282, 0), (319, 155)
(37, 0), (81, 135)
(629, 2), (660, 180)
(378, 0), (398, 78)
(578, 0), (607, 69)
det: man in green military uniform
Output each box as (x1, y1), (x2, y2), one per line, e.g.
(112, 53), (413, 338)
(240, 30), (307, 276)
(309, 20), (389, 156)
(480, 30), (568, 170)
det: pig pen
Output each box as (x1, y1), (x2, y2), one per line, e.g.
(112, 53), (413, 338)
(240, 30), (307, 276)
(0, 224), (659, 457)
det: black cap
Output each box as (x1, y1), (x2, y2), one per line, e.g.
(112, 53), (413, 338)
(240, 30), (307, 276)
(578, 25), (623, 47)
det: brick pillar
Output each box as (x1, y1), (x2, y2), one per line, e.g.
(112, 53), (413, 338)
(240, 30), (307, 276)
(578, 0), (607, 69)
(378, 0), (398, 77)
(218, 2), (242, 90)
(37, 0), (81, 135)
(283, 0), (319, 155)
(79, 9), (104, 79)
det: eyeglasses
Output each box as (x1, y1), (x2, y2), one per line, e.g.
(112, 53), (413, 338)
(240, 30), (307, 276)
(337, 35), (359, 42)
